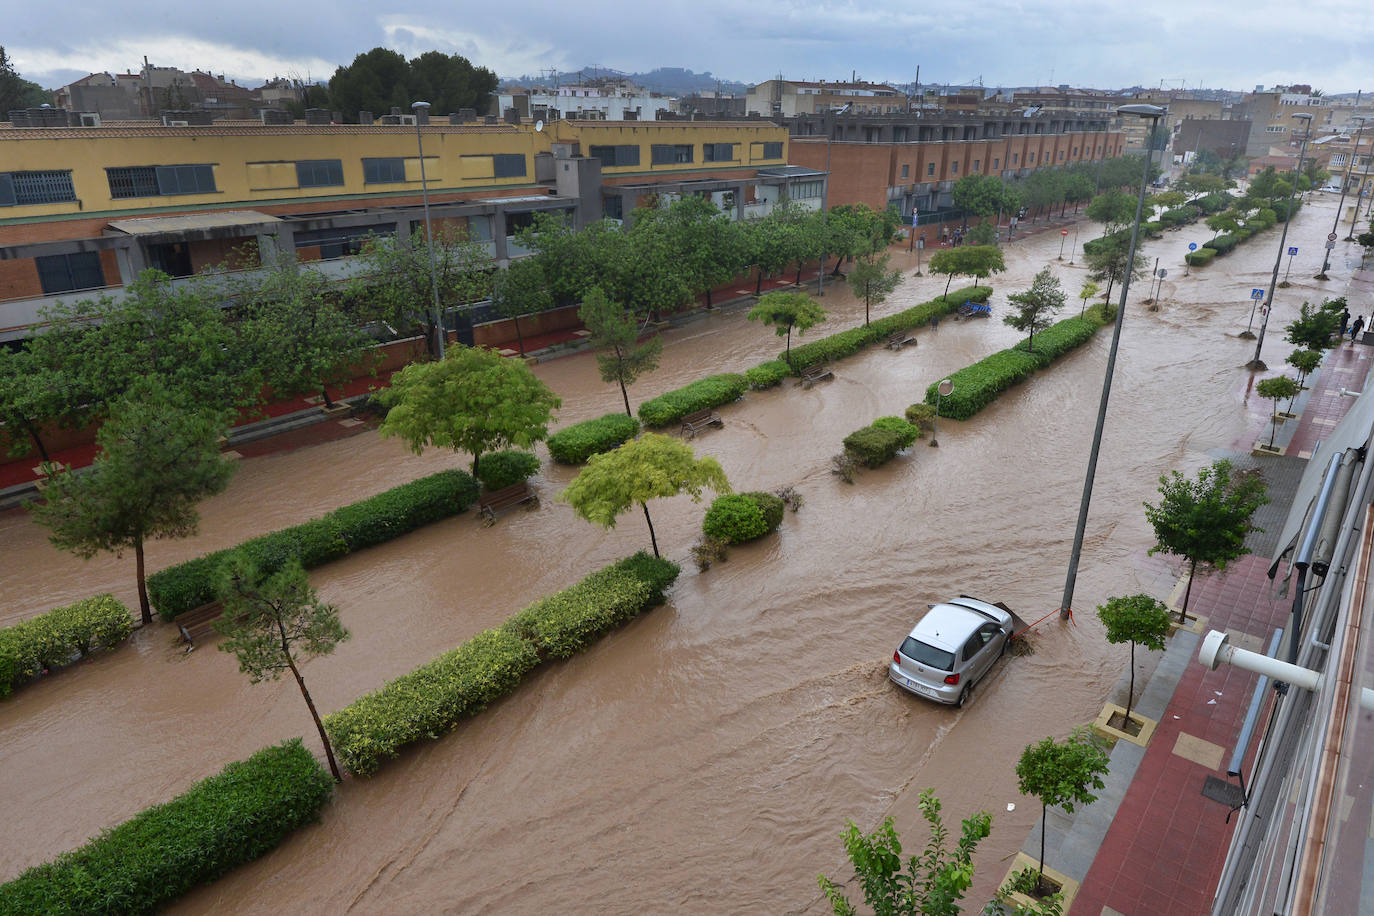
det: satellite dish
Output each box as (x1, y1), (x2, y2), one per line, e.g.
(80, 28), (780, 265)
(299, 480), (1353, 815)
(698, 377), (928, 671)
(534, 119), (544, 132)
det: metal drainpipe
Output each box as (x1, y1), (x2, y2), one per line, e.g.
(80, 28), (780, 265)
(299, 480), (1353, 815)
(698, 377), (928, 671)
(1199, 631), (1374, 712)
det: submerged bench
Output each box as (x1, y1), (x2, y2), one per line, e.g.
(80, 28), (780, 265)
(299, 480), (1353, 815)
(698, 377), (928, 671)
(886, 330), (917, 350)
(799, 363), (835, 388)
(174, 602), (224, 649)
(680, 408), (724, 438)
(479, 481), (538, 525)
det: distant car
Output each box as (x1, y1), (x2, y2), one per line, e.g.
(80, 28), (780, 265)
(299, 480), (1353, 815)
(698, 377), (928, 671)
(1321, 184), (1342, 193)
(889, 597), (1013, 707)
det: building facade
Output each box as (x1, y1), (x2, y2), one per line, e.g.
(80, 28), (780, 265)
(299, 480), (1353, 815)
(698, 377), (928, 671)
(745, 79), (905, 118)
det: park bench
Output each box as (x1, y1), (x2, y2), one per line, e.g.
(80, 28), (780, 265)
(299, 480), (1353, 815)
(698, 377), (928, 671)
(479, 481), (538, 525)
(886, 330), (917, 350)
(174, 602), (225, 650)
(680, 408), (723, 438)
(799, 363), (835, 388)
(957, 300), (992, 320)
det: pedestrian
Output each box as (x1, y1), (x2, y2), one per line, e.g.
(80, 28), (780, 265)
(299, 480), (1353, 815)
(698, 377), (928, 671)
(1340, 308), (1350, 336)
(1352, 315), (1365, 342)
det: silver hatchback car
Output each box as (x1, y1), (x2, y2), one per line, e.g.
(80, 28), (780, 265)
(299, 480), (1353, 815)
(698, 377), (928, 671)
(889, 597), (1012, 707)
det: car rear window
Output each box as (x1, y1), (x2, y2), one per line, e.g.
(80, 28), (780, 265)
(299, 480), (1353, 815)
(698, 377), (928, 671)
(899, 637), (954, 671)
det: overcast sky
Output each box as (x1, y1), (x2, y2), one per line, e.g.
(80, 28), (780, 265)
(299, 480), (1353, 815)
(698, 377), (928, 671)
(7, 0), (1374, 95)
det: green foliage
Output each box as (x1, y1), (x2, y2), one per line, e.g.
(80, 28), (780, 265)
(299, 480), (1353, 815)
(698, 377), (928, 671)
(579, 286), (664, 415)
(1203, 233), (1239, 255)
(965, 221), (998, 246)
(848, 254), (903, 326)
(926, 314), (1105, 420)
(1144, 460), (1268, 618)
(0, 596), (134, 698)
(1159, 206), (1198, 227)
(1005, 268), (1067, 352)
(474, 450), (541, 491)
(816, 789), (992, 916)
(1185, 248), (1217, 266)
(784, 286), (989, 370)
(1097, 594), (1171, 652)
(1257, 375), (1301, 448)
(1017, 728), (1111, 878)
(745, 359), (791, 390)
(325, 553), (679, 775)
(843, 416), (920, 469)
(952, 173), (1011, 219)
(702, 491), (784, 544)
(1086, 189), (1138, 230)
(1285, 301), (1341, 352)
(904, 402), (936, 431)
(547, 413), (640, 464)
(637, 373), (748, 428)
(491, 256), (554, 354)
(378, 345), (561, 475)
(326, 47), (497, 123)
(0, 739), (332, 915)
(748, 291), (828, 367)
(1286, 348), (1322, 384)
(927, 245), (1006, 297)
(147, 470), (479, 619)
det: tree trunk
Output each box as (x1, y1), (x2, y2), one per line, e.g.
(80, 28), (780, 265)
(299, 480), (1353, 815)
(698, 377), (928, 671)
(785, 327), (792, 369)
(641, 502), (660, 558)
(135, 534), (152, 625)
(472, 453), (481, 479)
(1039, 805), (1047, 879)
(1179, 558), (1197, 623)
(619, 378), (633, 418)
(1103, 276), (1115, 305)
(285, 650), (343, 782)
(23, 418), (52, 465)
(756, 270), (763, 296)
(321, 386), (335, 409)
(944, 272), (954, 297)
(795, 263), (803, 285)
(513, 315), (525, 356)
(705, 288), (712, 308)
(1126, 640), (1136, 722)
(865, 294), (871, 327)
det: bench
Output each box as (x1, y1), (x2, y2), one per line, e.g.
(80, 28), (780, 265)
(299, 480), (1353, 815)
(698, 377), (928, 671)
(479, 481), (538, 525)
(886, 330), (917, 350)
(680, 408), (723, 438)
(174, 602), (225, 650)
(799, 363), (835, 388)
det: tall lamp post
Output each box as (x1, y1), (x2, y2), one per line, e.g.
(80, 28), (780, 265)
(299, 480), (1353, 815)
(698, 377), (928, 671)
(1058, 104), (1163, 621)
(1345, 117), (1370, 239)
(412, 100), (445, 360)
(1248, 113), (1313, 370)
(1318, 115), (1364, 276)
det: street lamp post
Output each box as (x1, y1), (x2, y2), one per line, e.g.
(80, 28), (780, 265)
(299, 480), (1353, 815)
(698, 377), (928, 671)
(930, 379), (952, 447)
(1248, 113), (1313, 370)
(1345, 117), (1370, 240)
(1318, 116), (1364, 274)
(1058, 104), (1164, 621)
(412, 100), (445, 360)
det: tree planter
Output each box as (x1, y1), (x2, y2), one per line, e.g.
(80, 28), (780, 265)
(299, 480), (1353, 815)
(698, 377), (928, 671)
(1252, 441), (1286, 456)
(1168, 612), (1208, 636)
(319, 403), (352, 419)
(1004, 853), (1078, 911)
(1093, 701), (1158, 747)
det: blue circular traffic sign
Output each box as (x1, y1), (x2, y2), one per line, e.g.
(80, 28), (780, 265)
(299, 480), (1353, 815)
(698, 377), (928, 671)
(1188, 242), (1198, 251)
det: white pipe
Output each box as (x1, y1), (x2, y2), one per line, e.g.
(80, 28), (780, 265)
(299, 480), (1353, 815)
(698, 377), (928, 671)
(1199, 631), (1322, 692)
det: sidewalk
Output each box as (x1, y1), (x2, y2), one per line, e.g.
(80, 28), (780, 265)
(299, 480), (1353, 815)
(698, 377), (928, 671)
(1031, 341), (1371, 915)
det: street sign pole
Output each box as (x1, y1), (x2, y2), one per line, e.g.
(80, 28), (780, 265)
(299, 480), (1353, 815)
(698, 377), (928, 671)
(1058, 228), (1069, 260)
(1186, 241), (1198, 277)
(1284, 246), (1298, 282)
(1245, 288), (1265, 335)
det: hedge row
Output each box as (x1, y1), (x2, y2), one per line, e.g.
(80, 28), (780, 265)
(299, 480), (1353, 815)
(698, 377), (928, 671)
(0, 739), (333, 915)
(1185, 248), (1218, 267)
(702, 491), (785, 544)
(638, 374), (748, 428)
(924, 311), (1109, 421)
(146, 470), (480, 620)
(0, 596), (134, 698)
(781, 285), (991, 371)
(547, 412), (641, 464)
(323, 552), (680, 776)
(745, 360), (791, 390)
(475, 450), (539, 491)
(843, 416), (921, 468)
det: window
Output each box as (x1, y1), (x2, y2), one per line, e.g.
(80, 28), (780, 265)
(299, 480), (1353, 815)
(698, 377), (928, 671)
(901, 164), (909, 179)
(603, 195), (624, 220)
(762, 141), (783, 159)
(973, 159), (980, 172)
(0, 170), (76, 206)
(107, 167), (160, 198)
(703, 143), (736, 162)
(1058, 150), (1064, 160)
(993, 158), (1000, 170)
(1072, 147), (1078, 157)
(790, 180), (823, 199)
(1028, 153), (1035, 164)
(899, 637), (953, 671)
(651, 144), (694, 165)
(106, 165), (216, 198)
(1012, 153), (1019, 165)
(293, 223), (394, 260)
(296, 159), (344, 188)
(588, 145), (640, 168)
(950, 161), (959, 175)
(35, 251), (104, 294)
(363, 158), (407, 184)
(493, 154), (526, 178)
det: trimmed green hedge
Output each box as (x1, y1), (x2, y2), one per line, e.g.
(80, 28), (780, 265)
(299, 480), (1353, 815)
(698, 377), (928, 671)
(547, 412), (640, 464)
(1185, 248), (1218, 267)
(924, 313), (1107, 421)
(1204, 234), (1239, 255)
(146, 470), (480, 620)
(638, 373), (747, 428)
(0, 739), (333, 915)
(475, 450), (540, 491)
(745, 360), (791, 390)
(1272, 198), (1302, 222)
(324, 552), (680, 776)
(0, 595), (134, 698)
(702, 491), (785, 544)
(843, 415), (920, 468)
(1160, 206), (1198, 227)
(781, 285), (991, 371)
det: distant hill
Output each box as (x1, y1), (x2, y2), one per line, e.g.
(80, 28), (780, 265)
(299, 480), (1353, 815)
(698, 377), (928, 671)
(502, 66), (749, 95)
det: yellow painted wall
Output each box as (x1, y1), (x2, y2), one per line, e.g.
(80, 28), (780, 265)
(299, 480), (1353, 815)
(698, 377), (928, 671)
(554, 122), (789, 174)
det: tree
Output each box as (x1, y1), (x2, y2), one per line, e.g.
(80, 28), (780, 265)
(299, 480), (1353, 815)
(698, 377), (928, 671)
(952, 174), (1007, 227)
(1083, 233), (1147, 305)
(927, 245), (1006, 298)
(965, 221), (997, 246)
(0, 346), (77, 464)
(1284, 300), (1341, 353)
(1077, 280), (1100, 317)
(0, 46), (48, 114)
(215, 558), (350, 782)
(816, 789), (992, 916)
(30, 385), (236, 624)
(377, 346), (561, 476)
(636, 195), (747, 307)
(1285, 349), (1321, 389)
(1086, 190), (1137, 233)
(847, 254), (902, 327)
(1143, 459), (1268, 623)
(747, 291), (827, 369)
(1004, 268), (1066, 352)
(491, 256), (553, 356)
(579, 286), (663, 416)
(1016, 728), (1110, 889)
(559, 433), (729, 558)
(351, 225), (493, 358)
(1205, 210), (1239, 241)
(406, 50), (499, 116)
(325, 48), (496, 122)
(1256, 375), (1300, 449)
(1096, 595), (1170, 725)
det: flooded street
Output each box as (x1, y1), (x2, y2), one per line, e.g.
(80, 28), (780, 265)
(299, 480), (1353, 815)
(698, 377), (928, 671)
(0, 193), (1354, 912)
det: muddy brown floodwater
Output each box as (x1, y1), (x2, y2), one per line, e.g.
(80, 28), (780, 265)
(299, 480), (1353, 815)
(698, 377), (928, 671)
(0, 193), (1353, 913)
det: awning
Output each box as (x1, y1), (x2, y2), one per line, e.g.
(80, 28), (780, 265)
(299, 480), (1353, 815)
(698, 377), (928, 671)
(106, 210), (283, 242)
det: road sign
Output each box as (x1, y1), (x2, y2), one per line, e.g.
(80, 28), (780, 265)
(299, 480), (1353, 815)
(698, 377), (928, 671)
(1157, 269), (1168, 279)
(1061, 229), (1069, 236)
(1326, 239), (1337, 250)
(1288, 246), (1299, 256)
(1328, 231), (1339, 241)
(1188, 242), (1198, 251)
(1251, 288), (1265, 300)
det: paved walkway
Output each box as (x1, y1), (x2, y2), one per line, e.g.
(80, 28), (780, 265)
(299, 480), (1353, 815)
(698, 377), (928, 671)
(1040, 322), (1373, 914)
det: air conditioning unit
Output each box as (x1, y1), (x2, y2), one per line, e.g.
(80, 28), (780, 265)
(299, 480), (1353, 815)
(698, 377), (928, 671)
(399, 114), (417, 126)
(169, 120), (189, 127)
(78, 112), (101, 127)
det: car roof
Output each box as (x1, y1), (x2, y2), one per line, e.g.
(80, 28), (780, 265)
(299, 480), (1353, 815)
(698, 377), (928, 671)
(909, 604), (987, 652)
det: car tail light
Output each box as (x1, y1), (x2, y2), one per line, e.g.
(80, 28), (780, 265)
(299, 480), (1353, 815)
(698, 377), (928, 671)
(893, 650), (901, 664)
(943, 673), (960, 685)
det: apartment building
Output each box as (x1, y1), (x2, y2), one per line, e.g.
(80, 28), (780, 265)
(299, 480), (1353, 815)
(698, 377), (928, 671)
(746, 79), (905, 118)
